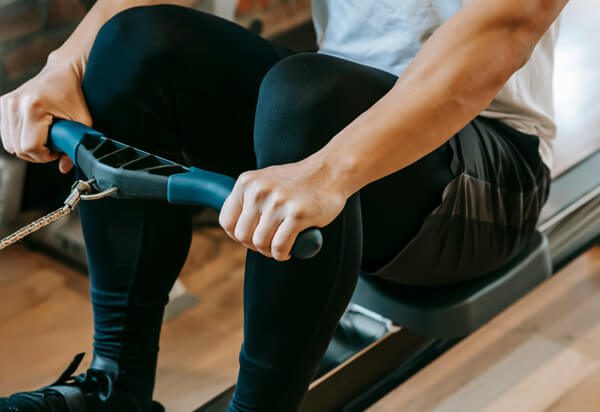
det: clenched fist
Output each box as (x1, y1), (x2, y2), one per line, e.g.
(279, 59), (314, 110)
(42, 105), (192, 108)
(219, 158), (349, 261)
(0, 56), (91, 174)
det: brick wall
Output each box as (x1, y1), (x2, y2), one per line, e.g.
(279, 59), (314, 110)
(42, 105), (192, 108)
(0, 0), (87, 94)
(0, 0), (311, 95)
(236, 0), (311, 37)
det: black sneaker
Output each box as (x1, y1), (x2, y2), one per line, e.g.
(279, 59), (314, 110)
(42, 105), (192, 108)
(0, 353), (165, 412)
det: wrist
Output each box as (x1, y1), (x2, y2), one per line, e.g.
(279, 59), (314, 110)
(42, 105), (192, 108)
(304, 147), (364, 200)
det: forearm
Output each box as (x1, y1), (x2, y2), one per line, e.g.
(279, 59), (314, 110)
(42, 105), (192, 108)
(312, 0), (567, 198)
(47, 0), (196, 75)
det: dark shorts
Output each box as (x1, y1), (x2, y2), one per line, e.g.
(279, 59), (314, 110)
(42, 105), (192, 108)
(369, 117), (551, 285)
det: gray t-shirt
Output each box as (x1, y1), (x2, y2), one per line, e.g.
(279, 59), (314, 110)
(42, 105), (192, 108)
(312, 0), (558, 169)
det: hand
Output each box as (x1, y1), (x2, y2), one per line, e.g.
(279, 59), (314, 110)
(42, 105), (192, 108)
(219, 159), (349, 261)
(0, 55), (91, 174)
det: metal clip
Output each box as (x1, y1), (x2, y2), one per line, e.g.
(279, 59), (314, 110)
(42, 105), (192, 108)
(0, 179), (119, 251)
(65, 179), (119, 205)
(64, 180), (93, 210)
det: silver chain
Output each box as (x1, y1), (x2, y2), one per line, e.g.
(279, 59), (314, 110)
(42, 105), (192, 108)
(0, 180), (117, 251)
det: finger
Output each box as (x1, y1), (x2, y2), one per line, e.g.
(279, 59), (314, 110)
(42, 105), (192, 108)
(14, 115), (27, 160)
(13, 108), (31, 163)
(252, 212), (284, 258)
(271, 218), (303, 261)
(19, 112), (56, 163)
(6, 96), (19, 155)
(58, 155), (74, 174)
(234, 204), (261, 251)
(0, 97), (14, 154)
(219, 187), (244, 240)
(13, 100), (30, 161)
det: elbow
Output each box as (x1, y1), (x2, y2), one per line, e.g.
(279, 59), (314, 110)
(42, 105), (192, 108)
(487, 19), (538, 86)
(506, 38), (532, 79)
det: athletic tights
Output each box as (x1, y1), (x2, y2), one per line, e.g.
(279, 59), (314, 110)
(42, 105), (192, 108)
(79, 5), (539, 411)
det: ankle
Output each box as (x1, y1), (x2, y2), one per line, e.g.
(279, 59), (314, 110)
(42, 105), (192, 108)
(87, 353), (120, 401)
(91, 352), (157, 411)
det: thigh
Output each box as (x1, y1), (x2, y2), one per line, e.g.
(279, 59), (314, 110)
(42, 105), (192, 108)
(83, 5), (288, 178)
(359, 140), (455, 273)
(363, 117), (551, 285)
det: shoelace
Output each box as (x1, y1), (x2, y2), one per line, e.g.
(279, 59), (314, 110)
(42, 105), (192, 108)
(0, 353), (116, 410)
(47, 353), (115, 402)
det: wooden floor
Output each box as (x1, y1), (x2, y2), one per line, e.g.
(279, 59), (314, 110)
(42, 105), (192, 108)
(2, 237), (599, 412)
(0, 227), (247, 411)
(370, 247), (600, 412)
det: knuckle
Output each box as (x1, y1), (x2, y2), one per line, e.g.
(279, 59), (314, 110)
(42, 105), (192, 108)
(272, 242), (288, 256)
(234, 227), (251, 243)
(252, 234), (268, 250)
(222, 224), (234, 235)
(28, 96), (44, 113)
(272, 252), (288, 262)
(249, 185), (269, 203)
(289, 208), (306, 222)
(271, 194), (286, 208)
(218, 215), (233, 232)
(238, 171), (254, 186)
(19, 95), (43, 117)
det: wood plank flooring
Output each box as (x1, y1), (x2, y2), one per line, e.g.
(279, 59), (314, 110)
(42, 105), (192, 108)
(0, 227), (247, 411)
(369, 247), (600, 412)
(3, 238), (599, 412)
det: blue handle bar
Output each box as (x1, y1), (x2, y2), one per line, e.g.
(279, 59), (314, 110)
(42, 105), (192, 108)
(48, 120), (100, 160)
(48, 120), (323, 259)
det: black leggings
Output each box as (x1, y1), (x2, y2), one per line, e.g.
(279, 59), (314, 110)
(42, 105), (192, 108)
(80, 5), (543, 412)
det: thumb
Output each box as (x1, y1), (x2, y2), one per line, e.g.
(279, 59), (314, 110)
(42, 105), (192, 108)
(70, 99), (93, 127)
(59, 90), (93, 127)
(58, 155), (74, 174)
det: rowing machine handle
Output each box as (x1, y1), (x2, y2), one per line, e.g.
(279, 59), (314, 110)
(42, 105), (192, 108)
(168, 169), (323, 259)
(48, 120), (323, 259)
(48, 120), (101, 161)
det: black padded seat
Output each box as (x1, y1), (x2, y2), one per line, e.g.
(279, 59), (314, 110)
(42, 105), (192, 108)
(351, 231), (552, 339)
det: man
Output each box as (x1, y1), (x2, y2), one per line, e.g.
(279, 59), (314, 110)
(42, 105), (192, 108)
(0, 0), (566, 410)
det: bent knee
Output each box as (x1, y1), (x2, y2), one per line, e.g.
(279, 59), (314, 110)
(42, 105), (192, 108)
(87, 5), (184, 68)
(257, 53), (348, 112)
(83, 5), (190, 119)
(254, 54), (355, 166)
(256, 54), (351, 125)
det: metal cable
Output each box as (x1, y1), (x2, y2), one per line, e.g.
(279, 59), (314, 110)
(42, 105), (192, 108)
(0, 205), (74, 250)
(0, 179), (117, 251)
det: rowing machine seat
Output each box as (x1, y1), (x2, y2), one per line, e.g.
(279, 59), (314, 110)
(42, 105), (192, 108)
(351, 231), (551, 339)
